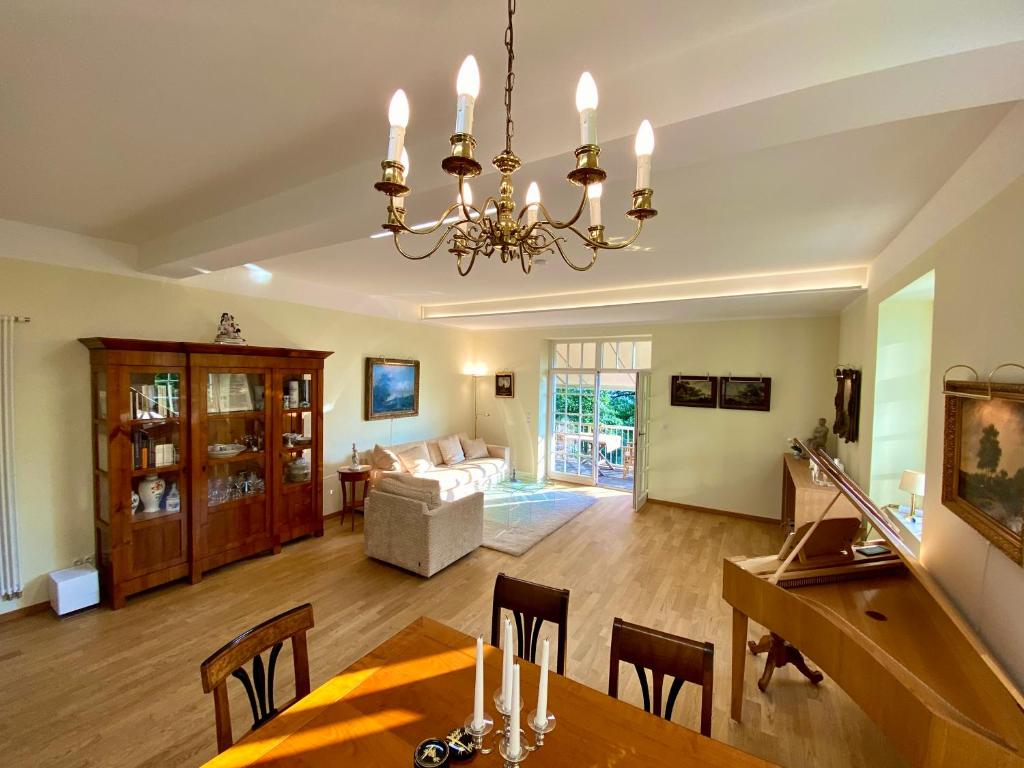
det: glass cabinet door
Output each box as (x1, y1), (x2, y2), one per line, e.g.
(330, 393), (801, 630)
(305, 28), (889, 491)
(202, 371), (267, 514)
(280, 372), (314, 488)
(127, 370), (184, 522)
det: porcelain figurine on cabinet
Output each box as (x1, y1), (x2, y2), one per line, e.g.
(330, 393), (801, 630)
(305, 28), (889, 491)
(214, 313), (246, 345)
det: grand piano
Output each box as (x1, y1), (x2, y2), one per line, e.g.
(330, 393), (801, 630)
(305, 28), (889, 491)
(723, 443), (1024, 768)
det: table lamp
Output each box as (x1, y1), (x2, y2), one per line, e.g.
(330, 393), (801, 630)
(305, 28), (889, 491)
(899, 470), (925, 521)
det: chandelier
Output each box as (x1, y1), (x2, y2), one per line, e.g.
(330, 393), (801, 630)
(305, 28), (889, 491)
(373, 0), (657, 276)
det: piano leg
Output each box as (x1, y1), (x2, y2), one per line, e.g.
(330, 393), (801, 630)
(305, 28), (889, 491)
(749, 633), (824, 692)
(731, 608), (748, 722)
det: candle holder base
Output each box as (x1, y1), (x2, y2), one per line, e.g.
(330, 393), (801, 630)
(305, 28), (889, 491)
(527, 710), (556, 747)
(493, 688), (524, 718)
(374, 160), (409, 197)
(463, 713), (494, 755)
(442, 133), (482, 178)
(498, 736), (529, 767)
(627, 187), (657, 219)
(587, 224), (606, 245)
(567, 144), (606, 187)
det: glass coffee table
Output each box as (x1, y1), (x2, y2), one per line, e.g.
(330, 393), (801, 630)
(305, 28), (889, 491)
(485, 479), (549, 539)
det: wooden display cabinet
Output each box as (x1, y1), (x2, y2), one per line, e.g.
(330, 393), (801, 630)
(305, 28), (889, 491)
(80, 339), (330, 608)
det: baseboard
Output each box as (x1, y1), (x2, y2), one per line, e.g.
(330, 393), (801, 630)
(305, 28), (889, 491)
(0, 600), (50, 624)
(323, 510), (342, 521)
(646, 498), (780, 525)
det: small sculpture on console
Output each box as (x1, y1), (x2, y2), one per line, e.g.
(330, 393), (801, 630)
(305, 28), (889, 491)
(214, 313), (246, 345)
(807, 417), (830, 454)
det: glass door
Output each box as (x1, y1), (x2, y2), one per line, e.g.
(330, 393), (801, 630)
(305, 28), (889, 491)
(276, 370), (319, 541)
(195, 368), (270, 564)
(549, 372), (598, 485)
(123, 366), (189, 577)
(633, 371), (651, 510)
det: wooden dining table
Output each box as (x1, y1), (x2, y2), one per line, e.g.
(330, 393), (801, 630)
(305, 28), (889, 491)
(202, 616), (776, 767)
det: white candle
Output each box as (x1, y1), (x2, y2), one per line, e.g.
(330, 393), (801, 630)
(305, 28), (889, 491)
(575, 72), (598, 145)
(473, 635), (484, 730)
(525, 182), (540, 226)
(634, 119), (654, 189)
(509, 664), (522, 757)
(588, 182), (603, 227)
(534, 637), (549, 728)
(386, 89), (409, 163)
(455, 55), (480, 134)
(502, 616), (513, 710)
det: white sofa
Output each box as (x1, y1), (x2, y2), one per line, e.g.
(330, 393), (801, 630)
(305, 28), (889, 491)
(361, 435), (510, 501)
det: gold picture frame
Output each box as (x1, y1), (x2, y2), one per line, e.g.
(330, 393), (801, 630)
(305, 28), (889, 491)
(942, 380), (1024, 565)
(364, 357), (420, 421)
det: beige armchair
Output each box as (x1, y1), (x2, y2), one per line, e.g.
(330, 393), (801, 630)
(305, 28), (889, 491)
(364, 477), (483, 577)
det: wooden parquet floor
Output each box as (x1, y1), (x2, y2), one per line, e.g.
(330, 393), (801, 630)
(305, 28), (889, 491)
(0, 490), (906, 768)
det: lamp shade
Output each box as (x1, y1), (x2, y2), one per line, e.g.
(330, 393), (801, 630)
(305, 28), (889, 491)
(899, 470), (925, 497)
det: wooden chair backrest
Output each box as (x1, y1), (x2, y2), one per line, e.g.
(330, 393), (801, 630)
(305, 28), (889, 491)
(200, 604), (314, 753)
(608, 617), (714, 737)
(490, 572), (570, 675)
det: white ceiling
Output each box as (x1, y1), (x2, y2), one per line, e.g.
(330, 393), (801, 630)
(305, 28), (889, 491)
(2, 1), (1024, 329)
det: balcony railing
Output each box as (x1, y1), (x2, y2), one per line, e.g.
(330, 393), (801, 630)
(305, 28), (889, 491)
(552, 421), (635, 470)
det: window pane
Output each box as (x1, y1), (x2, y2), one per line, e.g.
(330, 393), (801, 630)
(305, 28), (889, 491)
(601, 342), (615, 369)
(635, 341), (652, 369)
(568, 343), (582, 368)
(582, 342), (596, 368)
(554, 343), (569, 368)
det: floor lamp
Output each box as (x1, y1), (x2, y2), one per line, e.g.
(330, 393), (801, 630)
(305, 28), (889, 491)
(466, 364), (490, 438)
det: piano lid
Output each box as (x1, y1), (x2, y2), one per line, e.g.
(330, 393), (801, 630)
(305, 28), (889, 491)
(796, 440), (1024, 712)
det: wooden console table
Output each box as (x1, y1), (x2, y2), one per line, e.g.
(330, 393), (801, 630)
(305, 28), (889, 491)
(780, 453), (859, 530)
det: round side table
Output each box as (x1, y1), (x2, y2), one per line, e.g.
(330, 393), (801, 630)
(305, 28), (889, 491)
(338, 465), (372, 531)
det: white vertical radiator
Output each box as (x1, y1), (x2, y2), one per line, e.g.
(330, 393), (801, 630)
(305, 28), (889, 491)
(0, 315), (26, 600)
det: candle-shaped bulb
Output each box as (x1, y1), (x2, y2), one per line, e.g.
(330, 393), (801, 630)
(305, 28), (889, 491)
(525, 182), (540, 226)
(634, 119), (654, 189)
(575, 72), (598, 112)
(588, 182), (603, 227)
(386, 89), (409, 162)
(457, 55), (480, 98)
(634, 120), (654, 156)
(455, 55), (480, 134)
(388, 89), (410, 128)
(575, 72), (598, 145)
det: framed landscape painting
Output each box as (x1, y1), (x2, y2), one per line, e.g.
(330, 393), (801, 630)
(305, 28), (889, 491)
(670, 375), (718, 408)
(719, 376), (771, 411)
(364, 357), (420, 421)
(942, 380), (1024, 565)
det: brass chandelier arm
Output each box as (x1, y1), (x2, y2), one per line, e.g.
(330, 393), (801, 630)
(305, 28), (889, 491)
(516, 188), (588, 231)
(550, 233), (599, 272)
(392, 226), (460, 261)
(567, 218), (646, 250)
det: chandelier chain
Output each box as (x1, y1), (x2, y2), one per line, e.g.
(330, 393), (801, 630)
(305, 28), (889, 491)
(503, 0), (516, 153)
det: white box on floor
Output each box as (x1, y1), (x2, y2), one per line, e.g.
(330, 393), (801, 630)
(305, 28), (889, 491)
(48, 564), (100, 615)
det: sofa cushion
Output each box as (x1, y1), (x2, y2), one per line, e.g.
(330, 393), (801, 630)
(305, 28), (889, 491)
(438, 434), (466, 465)
(397, 442), (433, 473)
(460, 436), (489, 460)
(377, 477), (439, 508)
(458, 457), (505, 482)
(372, 444), (402, 472)
(425, 440), (444, 467)
(386, 474), (443, 507)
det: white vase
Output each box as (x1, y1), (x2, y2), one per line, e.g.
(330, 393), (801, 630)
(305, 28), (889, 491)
(138, 474), (166, 514)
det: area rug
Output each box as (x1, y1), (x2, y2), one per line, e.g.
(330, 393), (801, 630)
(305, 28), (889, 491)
(482, 483), (597, 556)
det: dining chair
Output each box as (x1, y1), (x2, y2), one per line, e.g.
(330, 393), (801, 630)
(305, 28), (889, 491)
(608, 617), (714, 737)
(200, 603), (314, 753)
(491, 572), (570, 675)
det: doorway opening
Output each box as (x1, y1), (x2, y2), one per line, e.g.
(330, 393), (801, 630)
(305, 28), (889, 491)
(547, 339), (651, 499)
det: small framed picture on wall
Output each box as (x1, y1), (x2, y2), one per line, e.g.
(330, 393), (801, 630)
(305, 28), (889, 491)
(719, 376), (772, 411)
(495, 371), (515, 398)
(670, 375), (718, 408)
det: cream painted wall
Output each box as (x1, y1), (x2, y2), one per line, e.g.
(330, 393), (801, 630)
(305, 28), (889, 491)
(0, 256), (474, 615)
(471, 316), (839, 519)
(837, 175), (1024, 688)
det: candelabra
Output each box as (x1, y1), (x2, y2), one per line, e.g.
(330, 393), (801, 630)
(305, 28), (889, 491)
(373, 0), (657, 277)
